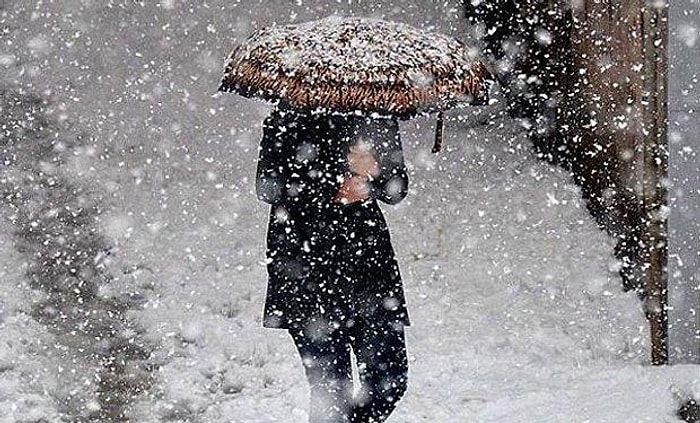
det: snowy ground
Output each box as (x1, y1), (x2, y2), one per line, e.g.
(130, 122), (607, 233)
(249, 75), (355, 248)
(98, 105), (699, 423)
(0, 219), (64, 422)
(1, 1), (699, 422)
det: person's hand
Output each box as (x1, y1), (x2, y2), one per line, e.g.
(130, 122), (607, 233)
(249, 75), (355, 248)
(347, 141), (379, 178)
(333, 174), (371, 204)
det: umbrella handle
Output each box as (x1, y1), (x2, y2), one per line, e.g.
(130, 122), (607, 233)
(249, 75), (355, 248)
(432, 111), (444, 154)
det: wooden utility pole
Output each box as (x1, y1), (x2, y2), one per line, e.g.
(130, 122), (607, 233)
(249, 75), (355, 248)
(567, 0), (670, 365)
(641, 0), (669, 365)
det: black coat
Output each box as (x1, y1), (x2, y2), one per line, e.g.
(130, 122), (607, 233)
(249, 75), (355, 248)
(256, 106), (410, 329)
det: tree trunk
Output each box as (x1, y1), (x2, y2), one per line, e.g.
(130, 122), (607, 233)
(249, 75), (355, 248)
(464, 0), (670, 364)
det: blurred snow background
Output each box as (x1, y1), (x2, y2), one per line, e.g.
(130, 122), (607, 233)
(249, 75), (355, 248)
(1, 0), (698, 422)
(668, 0), (700, 365)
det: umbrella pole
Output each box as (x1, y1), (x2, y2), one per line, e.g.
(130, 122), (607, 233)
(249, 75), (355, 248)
(432, 111), (444, 153)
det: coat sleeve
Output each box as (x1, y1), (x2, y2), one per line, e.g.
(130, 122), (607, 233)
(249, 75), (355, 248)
(367, 118), (409, 205)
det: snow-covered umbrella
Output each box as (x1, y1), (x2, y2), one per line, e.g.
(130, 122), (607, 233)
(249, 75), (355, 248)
(219, 16), (492, 152)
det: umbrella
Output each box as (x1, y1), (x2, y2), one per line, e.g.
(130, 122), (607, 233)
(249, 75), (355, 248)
(219, 16), (492, 152)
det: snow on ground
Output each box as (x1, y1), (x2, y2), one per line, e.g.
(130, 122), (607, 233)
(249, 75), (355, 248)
(92, 99), (699, 423)
(1, 1), (698, 422)
(0, 218), (63, 422)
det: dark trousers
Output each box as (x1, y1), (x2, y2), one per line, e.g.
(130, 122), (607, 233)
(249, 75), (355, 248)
(289, 318), (408, 423)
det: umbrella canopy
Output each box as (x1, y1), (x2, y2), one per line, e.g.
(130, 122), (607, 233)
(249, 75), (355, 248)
(219, 16), (492, 150)
(220, 16), (490, 116)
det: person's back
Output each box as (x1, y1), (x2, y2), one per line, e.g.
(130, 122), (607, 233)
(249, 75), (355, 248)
(256, 106), (410, 422)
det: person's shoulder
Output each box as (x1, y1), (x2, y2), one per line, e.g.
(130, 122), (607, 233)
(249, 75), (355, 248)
(264, 105), (314, 129)
(263, 107), (284, 128)
(354, 115), (398, 140)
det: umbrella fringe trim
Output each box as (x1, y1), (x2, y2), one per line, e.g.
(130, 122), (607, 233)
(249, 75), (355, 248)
(220, 55), (491, 117)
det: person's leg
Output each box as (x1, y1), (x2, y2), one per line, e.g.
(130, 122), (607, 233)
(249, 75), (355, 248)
(289, 325), (354, 423)
(350, 320), (408, 423)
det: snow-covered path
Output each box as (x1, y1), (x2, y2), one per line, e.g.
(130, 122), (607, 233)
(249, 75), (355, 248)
(2, 1), (698, 422)
(80, 104), (697, 422)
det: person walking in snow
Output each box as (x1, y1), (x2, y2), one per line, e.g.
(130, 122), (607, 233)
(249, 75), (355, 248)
(221, 15), (489, 423)
(256, 104), (410, 423)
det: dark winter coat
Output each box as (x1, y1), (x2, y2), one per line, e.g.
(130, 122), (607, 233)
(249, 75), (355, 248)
(256, 106), (410, 329)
